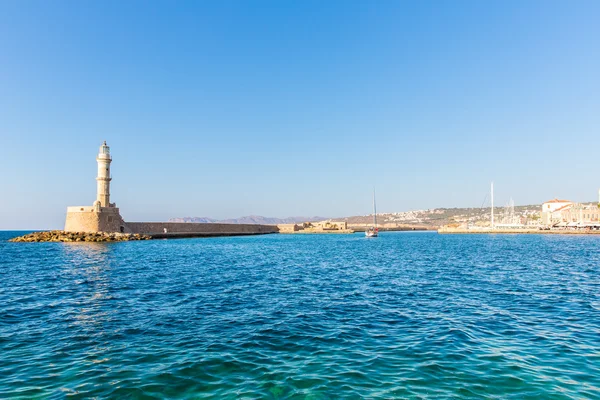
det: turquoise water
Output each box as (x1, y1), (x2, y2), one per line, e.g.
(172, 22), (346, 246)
(1, 231), (599, 399)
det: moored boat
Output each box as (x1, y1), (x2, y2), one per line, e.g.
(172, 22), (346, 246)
(365, 189), (379, 237)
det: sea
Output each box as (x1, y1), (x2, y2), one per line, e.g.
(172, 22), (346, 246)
(1, 231), (599, 399)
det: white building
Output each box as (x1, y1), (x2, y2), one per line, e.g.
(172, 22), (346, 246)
(541, 197), (600, 228)
(541, 199), (573, 225)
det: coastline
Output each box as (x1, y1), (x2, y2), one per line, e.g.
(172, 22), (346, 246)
(438, 227), (600, 235)
(279, 230), (355, 234)
(349, 226), (431, 232)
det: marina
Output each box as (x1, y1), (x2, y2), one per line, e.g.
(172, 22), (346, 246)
(439, 182), (600, 234)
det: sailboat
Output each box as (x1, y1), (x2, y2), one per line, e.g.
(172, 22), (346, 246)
(365, 189), (379, 237)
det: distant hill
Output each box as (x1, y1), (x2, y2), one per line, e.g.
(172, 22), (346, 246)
(332, 204), (543, 228)
(169, 215), (327, 225)
(170, 204), (549, 228)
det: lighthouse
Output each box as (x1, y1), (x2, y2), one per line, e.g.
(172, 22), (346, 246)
(96, 141), (112, 208)
(64, 141), (126, 232)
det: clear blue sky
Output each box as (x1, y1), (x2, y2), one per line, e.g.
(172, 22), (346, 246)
(1, 0), (598, 229)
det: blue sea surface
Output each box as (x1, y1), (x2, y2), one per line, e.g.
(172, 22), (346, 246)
(1, 231), (599, 399)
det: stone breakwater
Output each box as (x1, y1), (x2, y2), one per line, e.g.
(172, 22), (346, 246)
(279, 229), (355, 234)
(126, 222), (278, 236)
(9, 231), (151, 242)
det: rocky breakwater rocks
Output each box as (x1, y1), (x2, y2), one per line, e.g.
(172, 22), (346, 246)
(9, 231), (151, 243)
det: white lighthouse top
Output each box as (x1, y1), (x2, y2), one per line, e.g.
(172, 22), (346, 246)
(98, 141), (111, 159)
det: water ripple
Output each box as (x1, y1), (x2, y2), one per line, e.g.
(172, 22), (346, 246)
(1, 231), (600, 398)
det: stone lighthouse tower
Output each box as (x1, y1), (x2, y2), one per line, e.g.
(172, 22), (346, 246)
(64, 141), (126, 233)
(96, 141), (112, 208)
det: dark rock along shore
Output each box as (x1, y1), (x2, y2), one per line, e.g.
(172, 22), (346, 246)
(9, 231), (151, 242)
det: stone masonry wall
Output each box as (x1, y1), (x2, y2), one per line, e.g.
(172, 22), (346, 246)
(64, 207), (127, 233)
(98, 209), (127, 233)
(64, 210), (101, 232)
(126, 222), (279, 235)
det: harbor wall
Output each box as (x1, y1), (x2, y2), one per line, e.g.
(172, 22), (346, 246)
(438, 227), (600, 234)
(348, 223), (431, 232)
(126, 222), (279, 237)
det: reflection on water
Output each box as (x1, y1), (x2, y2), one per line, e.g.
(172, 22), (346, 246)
(59, 242), (116, 375)
(60, 241), (112, 261)
(59, 242), (113, 310)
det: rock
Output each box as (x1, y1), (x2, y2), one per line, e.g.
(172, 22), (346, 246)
(9, 231), (152, 243)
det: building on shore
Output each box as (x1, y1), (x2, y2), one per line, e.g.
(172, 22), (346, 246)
(541, 197), (600, 229)
(277, 220), (352, 233)
(64, 143), (278, 237)
(540, 199), (574, 226)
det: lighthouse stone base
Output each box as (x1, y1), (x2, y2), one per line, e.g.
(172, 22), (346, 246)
(64, 206), (128, 233)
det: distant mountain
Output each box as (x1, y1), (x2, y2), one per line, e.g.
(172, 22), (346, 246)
(169, 217), (218, 223)
(168, 215), (327, 225)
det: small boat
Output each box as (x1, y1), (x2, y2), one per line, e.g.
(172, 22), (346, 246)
(366, 188), (379, 237)
(365, 226), (378, 237)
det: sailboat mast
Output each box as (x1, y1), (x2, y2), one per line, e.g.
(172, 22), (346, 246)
(373, 188), (377, 228)
(491, 181), (494, 229)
